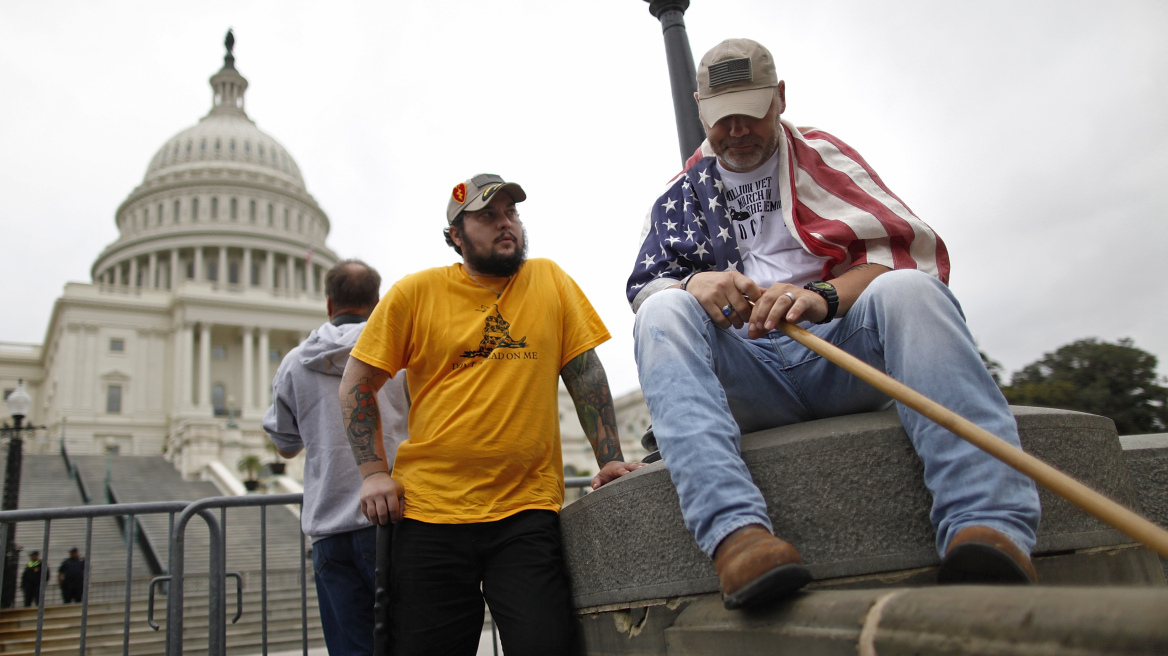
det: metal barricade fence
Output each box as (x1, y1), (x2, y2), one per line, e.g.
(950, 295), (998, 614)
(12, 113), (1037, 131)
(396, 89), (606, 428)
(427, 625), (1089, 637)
(0, 477), (594, 655)
(0, 495), (309, 656)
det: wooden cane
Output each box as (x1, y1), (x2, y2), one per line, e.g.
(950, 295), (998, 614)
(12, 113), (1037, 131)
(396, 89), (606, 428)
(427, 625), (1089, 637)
(776, 320), (1168, 560)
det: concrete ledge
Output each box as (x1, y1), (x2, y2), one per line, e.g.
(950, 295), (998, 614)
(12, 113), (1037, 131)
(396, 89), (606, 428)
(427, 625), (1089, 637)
(1120, 433), (1168, 579)
(574, 586), (1168, 656)
(563, 407), (1147, 608)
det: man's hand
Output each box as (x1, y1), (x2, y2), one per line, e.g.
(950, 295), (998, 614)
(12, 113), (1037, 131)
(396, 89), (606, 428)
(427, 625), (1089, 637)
(747, 283), (828, 338)
(591, 460), (646, 490)
(360, 472), (404, 525)
(676, 271), (764, 330)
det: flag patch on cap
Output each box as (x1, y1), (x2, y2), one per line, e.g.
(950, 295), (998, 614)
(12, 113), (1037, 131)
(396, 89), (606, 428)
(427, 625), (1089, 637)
(708, 57), (752, 88)
(452, 183), (467, 204)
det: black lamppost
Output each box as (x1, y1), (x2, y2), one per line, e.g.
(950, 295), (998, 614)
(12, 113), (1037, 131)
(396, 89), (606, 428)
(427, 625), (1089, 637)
(644, 0), (705, 164)
(1, 380), (33, 608)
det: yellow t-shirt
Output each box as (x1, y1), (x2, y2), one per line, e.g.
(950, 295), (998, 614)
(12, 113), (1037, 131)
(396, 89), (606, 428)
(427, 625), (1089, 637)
(351, 258), (610, 523)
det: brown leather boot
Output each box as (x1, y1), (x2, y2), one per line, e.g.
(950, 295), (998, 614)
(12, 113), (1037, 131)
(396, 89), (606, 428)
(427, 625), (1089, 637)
(938, 525), (1037, 584)
(713, 525), (811, 610)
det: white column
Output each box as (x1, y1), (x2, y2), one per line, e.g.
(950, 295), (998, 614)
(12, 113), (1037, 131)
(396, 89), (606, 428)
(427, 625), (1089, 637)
(194, 248), (204, 283)
(241, 326), (254, 414)
(129, 257), (139, 289)
(179, 323), (194, 408)
(242, 249), (252, 288)
(199, 323), (212, 412)
(266, 250), (276, 291)
(257, 328), (271, 408)
(62, 325), (79, 408)
(170, 249), (179, 289)
(218, 246), (227, 285)
(85, 327), (98, 409)
(148, 252), (158, 289)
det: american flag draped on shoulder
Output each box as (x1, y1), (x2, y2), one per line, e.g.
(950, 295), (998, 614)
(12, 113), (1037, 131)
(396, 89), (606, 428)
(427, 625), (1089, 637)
(626, 118), (950, 311)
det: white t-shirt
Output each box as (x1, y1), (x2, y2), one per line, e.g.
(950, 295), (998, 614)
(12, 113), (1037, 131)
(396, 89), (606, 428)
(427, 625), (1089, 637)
(717, 150), (824, 291)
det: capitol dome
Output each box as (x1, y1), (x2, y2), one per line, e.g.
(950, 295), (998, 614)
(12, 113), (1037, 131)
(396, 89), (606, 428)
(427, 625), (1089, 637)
(91, 32), (338, 291)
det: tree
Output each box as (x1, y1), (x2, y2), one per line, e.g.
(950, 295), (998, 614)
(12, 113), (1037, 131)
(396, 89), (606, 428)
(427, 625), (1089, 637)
(1002, 338), (1168, 435)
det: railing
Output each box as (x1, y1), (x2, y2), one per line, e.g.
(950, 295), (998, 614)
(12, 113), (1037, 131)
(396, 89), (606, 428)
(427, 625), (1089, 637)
(0, 476), (595, 655)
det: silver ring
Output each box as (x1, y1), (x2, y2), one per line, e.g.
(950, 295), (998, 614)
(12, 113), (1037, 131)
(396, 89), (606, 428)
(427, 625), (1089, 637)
(783, 292), (797, 302)
(721, 304), (733, 317)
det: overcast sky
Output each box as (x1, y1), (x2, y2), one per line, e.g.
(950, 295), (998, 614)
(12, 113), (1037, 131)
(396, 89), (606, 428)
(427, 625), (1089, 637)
(2, 1), (1167, 396)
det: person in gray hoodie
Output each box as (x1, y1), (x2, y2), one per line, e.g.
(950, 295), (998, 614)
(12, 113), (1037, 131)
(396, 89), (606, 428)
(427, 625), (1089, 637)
(264, 259), (408, 656)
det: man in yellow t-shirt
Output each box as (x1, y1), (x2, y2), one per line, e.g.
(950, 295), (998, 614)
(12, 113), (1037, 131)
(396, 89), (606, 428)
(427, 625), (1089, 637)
(340, 173), (642, 655)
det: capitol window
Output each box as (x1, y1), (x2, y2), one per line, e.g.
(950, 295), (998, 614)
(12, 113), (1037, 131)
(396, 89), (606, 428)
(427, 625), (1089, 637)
(284, 209), (290, 230)
(158, 203), (164, 223)
(258, 144), (265, 158)
(110, 338), (125, 353)
(230, 198), (238, 220)
(212, 383), (227, 416)
(212, 346), (227, 360)
(267, 203), (274, 225)
(249, 200), (256, 222)
(211, 197), (218, 219)
(245, 141), (251, 154)
(192, 197), (199, 221)
(174, 200), (181, 223)
(215, 139), (221, 153)
(201, 139), (206, 154)
(298, 214), (304, 233)
(106, 385), (123, 414)
(186, 141), (191, 155)
(230, 139), (236, 153)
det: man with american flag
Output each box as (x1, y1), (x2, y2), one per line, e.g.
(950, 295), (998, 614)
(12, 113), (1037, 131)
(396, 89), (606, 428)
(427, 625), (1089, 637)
(628, 38), (1042, 609)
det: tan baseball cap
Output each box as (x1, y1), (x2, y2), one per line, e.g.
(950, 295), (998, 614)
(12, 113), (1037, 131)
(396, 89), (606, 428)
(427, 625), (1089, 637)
(445, 173), (527, 225)
(696, 38), (779, 127)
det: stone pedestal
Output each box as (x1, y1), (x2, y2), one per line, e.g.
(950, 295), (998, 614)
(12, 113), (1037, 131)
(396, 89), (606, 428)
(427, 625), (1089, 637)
(562, 407), (1168, 654)
(1120, 433), (1168, 580)
(562, 407), (1163, 610)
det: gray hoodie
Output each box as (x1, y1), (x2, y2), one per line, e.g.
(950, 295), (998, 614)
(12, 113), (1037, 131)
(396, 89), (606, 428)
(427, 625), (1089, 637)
(263, 321), (409, 542)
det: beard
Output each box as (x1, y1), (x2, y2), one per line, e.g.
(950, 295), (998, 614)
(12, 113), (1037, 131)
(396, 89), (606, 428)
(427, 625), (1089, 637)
(710, 120), (782, 172)
(464, 226), (529, 276)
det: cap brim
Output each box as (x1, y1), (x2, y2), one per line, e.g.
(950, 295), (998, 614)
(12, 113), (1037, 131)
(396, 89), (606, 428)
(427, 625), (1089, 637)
(462, 182), (526, 213)
(699, 87), (774, 127)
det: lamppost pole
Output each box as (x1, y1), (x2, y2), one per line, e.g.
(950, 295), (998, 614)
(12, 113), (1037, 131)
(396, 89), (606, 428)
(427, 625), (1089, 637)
(1, 380), (32, 608)
(645, 0), (706, 164)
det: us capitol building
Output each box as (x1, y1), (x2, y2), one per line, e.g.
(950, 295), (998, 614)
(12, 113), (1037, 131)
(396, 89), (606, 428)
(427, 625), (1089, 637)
(0, 35), (648, 486)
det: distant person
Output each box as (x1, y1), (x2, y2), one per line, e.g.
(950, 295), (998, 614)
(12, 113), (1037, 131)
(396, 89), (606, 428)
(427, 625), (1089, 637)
(627, 38), (1041, 608)
(57, 548), (84, 604)
(264, 259), (409, 656)
(341, 173), (643, 655)
(21, 550), (41, 607)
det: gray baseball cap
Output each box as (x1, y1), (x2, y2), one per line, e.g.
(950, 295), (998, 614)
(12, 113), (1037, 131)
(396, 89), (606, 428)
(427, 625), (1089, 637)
(445, 173), (527, 225)
(696, 38), (779, 126)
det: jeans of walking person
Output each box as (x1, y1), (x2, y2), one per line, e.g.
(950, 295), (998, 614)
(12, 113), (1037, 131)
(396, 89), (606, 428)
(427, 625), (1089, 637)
(633, 270), (1041, 558)
(312, 525), (380, 656)
(390, 509), (578, 656)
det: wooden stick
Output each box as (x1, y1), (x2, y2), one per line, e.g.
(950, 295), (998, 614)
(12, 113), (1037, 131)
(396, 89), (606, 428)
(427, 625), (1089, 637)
(776, 320), (1168, 560)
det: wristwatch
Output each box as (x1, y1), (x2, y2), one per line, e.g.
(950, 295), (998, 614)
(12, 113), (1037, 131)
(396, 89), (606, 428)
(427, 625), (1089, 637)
(803, 281), (839, 324)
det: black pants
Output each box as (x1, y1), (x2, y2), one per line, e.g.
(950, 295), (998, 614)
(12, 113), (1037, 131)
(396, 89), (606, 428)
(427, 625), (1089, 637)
(61, 585), (82, 604)
(390, 509), (579, 656)
(23, 588), (39, 607)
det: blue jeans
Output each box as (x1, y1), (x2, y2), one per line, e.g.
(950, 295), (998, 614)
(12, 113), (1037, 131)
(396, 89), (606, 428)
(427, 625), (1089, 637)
(312, 525), (380, 656)
(633, 270), (1041, 558)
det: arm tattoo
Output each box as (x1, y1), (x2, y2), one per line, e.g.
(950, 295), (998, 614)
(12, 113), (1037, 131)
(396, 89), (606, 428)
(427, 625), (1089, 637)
(340, 363), (391, 467)
(561, 349), (624, 465)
